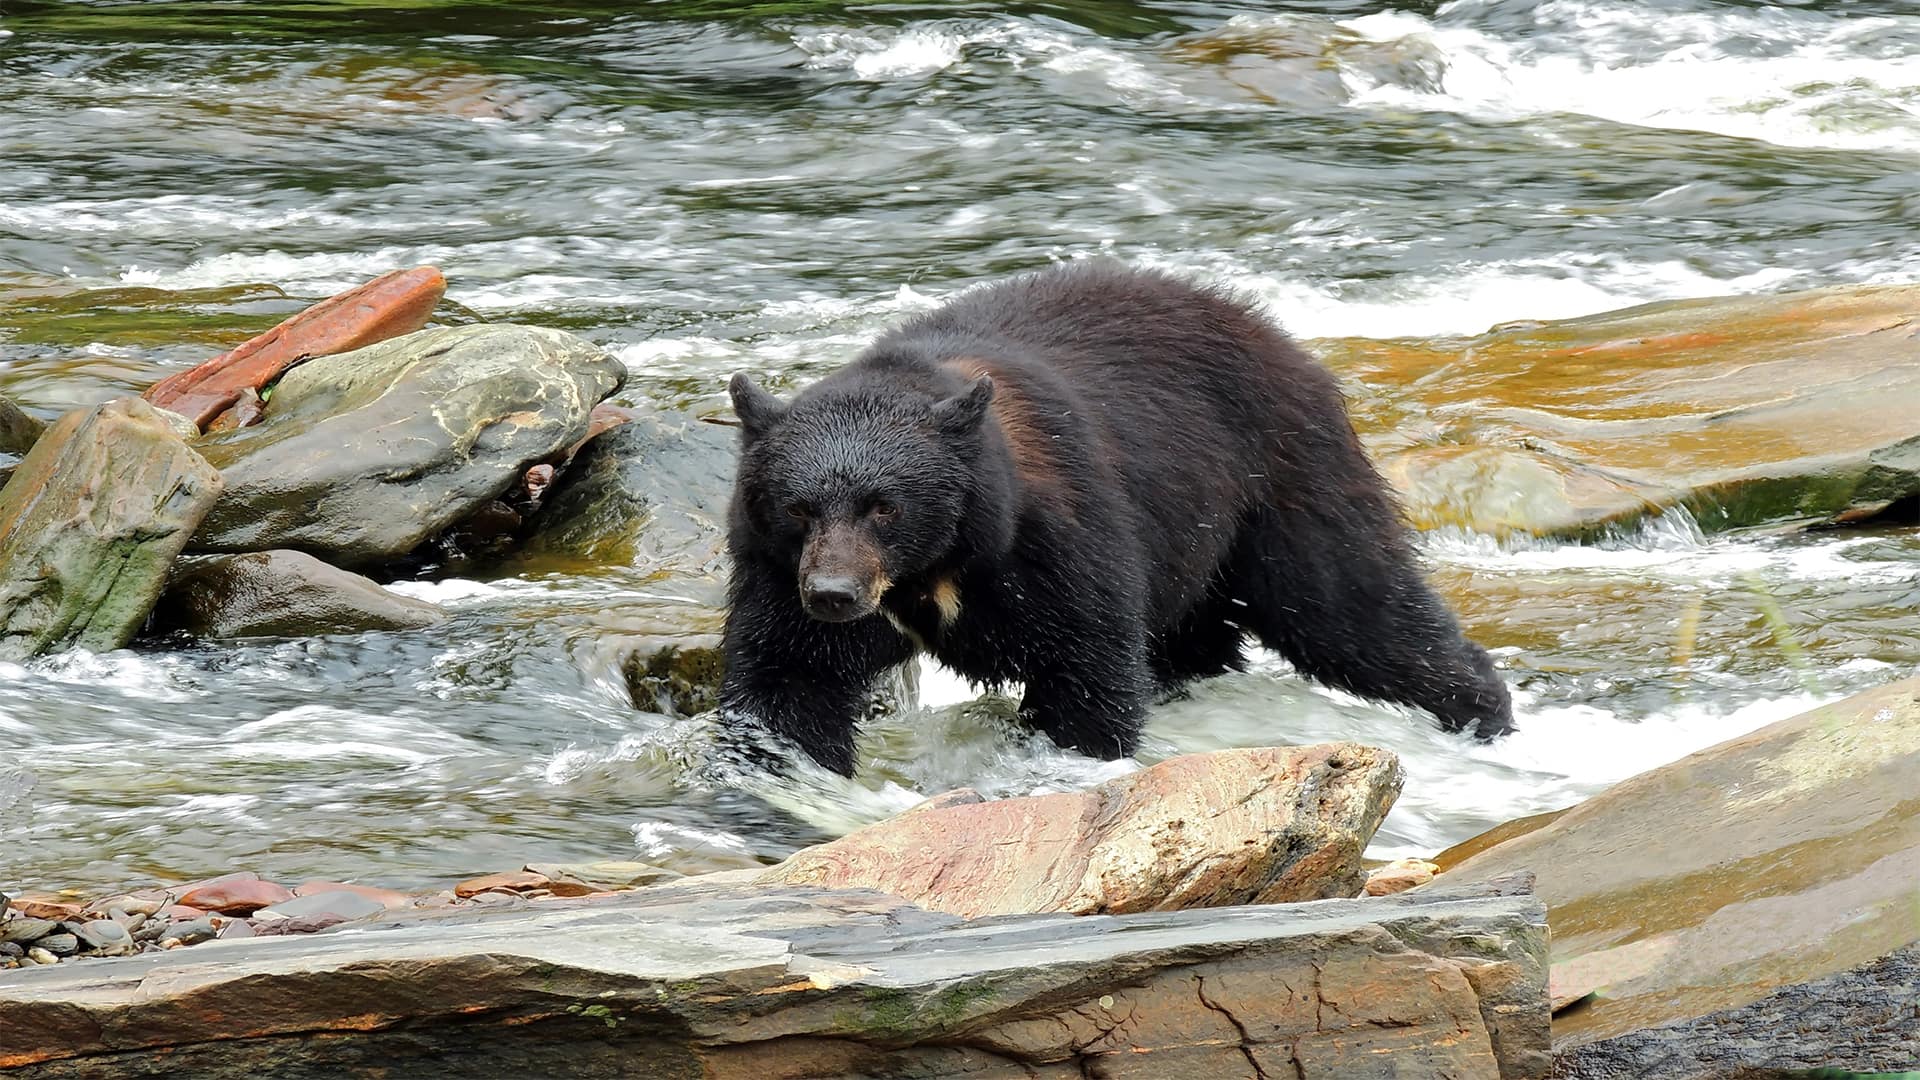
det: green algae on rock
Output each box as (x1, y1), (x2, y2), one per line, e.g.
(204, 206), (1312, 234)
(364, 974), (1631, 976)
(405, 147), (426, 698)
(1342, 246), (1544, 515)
(1315, 284), (1920, 538)
(189, 324), (624, 566)
(0, 398), (222, 661)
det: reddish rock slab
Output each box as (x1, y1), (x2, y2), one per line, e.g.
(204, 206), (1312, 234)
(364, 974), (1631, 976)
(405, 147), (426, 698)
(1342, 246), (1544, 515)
(293, 881), (415, 909)
(177, 878), (295, 916)
(6, 898), (85, 921)
(143, 266), (446, 431)
(453, 871), (551, 899)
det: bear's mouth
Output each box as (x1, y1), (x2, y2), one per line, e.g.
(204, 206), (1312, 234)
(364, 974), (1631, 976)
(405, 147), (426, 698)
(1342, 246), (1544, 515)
(799, 572), (888, 623)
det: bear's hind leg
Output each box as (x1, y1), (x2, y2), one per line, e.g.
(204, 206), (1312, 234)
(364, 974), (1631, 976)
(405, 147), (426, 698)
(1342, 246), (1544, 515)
(1229, 505), (1513, 738)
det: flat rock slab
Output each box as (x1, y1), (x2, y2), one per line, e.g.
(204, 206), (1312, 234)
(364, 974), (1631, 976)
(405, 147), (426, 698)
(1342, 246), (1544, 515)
(761, 743), (1404, 916)
(142, 266), (446, 431)
(1553, 943), (1920, 1079)
(0, 880), (1548, 1079)
(0, 398), (222, 660)
(190, 324), (624, 565)
(1440, 676), (1920, 1050)
(1316, 284), (1920, 537)
(150, 549), (445, 639)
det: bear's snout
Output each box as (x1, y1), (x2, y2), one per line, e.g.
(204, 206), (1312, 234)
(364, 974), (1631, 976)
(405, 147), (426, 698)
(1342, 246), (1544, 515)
(798, 524), (889, 623)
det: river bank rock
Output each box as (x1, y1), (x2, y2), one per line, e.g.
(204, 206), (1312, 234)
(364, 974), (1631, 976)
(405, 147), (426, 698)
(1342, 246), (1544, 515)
(0, 398), (223, 660)
(1317, 283), (1920, 537)
(1437, 675), (1920, 1067)
(0, 878), (1549, 1079)
(150, 549), (446, 639)
(189, 324), (624, 566)
(761, 743), (1404, 916)
(143, 267), (446, 431)
(0, 393), (43, 456)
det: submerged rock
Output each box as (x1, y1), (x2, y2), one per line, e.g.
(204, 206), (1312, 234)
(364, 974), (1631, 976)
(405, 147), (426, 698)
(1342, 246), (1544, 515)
(143, 267), (446, 431)
(761, 743), (1404, 916)
(190, 324), (624, 566)
(151, 550), (446, 639)
(522, 407), (733, 569)
(0, 393), (43, 456)
(1319, 284), (1920, 537)
(0, 879), (1548, 1079)
(1439, 675), (1920, 1059)
(0, 398), (223, 660)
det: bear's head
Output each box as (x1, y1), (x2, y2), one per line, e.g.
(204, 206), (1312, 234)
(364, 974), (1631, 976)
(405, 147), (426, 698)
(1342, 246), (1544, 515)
(728, 371), (997, 623)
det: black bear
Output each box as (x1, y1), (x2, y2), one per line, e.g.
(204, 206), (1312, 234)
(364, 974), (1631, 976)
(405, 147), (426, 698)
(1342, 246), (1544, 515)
(720, 262), (1511, 776)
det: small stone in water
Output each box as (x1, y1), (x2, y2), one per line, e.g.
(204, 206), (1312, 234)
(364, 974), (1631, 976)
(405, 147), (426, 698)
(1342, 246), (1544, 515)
(74, 919), (134, 955)
(35, 931), (79, 956)
(1364, 857), (1439, 897)
(454, 870), (551, 898)
(160, 917), (220, 948)
(26, 947), (57, 965)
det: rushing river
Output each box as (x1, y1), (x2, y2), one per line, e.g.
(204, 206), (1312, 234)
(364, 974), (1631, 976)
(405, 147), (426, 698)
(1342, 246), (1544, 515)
(3, 0), (1919, 894)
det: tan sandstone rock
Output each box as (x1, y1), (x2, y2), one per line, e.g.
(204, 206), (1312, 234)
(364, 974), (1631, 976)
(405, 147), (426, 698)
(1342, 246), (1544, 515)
(761, 743), (1404, 917)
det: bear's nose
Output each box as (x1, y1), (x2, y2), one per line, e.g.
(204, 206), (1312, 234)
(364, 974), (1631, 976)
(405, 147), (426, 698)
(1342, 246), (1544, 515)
(801, 575), (864, 622)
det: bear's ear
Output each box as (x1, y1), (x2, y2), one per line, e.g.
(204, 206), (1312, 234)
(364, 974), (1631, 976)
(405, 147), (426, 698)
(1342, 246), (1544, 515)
(931, 375), (994, 436)
(729, 373), (788, 439)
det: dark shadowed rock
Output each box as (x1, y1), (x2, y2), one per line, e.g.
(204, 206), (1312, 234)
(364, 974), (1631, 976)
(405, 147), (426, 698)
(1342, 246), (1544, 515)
(522, 407), (734, 568)
(150, 550), (446, 639)
(762, 744), (1404, 916)
(1553, 944), (1920, 1079)
(190, 324), (624, 566)
(0, 879), (1548, 1078)
(0, 398), (223, 660)
(0, 394), (43, 456)
(1440, 676), (1920, 1057)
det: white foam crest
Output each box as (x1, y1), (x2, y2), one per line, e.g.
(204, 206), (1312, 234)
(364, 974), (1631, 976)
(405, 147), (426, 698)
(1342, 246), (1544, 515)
(1425, 524), (1920, 588)
(1336, 2), (1920, 154)
(1137, 250), (1800, 339)
(794, 24), (1001, 79)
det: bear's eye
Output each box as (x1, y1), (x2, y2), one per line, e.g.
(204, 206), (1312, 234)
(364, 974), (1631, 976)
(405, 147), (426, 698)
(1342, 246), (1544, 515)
(785, 503), (813, 523)
(868, 498), (898, 522)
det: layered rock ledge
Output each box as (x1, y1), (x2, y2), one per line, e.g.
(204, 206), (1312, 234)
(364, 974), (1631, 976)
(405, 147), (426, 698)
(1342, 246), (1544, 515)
(0, 878), (1548, 1079)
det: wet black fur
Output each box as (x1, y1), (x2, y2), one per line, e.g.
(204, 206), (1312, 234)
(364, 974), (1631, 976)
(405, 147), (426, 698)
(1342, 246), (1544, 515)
(721, 261), (1513, 776)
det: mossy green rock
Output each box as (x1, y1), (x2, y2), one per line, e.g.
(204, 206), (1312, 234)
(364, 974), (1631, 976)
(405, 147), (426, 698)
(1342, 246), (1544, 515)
(1439, 676), (1920, 1054)
(151, 550), (447, 640)
(190, 324), (623, 566)
(1316, 284), (1920, 537)
(0, 398), (222, 660)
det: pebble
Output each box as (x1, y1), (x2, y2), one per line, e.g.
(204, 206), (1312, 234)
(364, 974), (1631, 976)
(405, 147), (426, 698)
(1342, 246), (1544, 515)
(26, 946), (58, 965)
(217, 920), (256, 940)
(454, 870), (550, 898)
(159, 917), (221, 948)
(0, 916), (57, 944)
(74, 919), (135, 955)
(292, 880), (412, 909)
(0, 941), (23, 959)
(35, 932), (79, 956)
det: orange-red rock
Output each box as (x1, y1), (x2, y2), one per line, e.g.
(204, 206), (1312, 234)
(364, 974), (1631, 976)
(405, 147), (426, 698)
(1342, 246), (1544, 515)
(143, 266), (445, 430)
(177, 878), (294, 916)
(6, 897), (84, 921)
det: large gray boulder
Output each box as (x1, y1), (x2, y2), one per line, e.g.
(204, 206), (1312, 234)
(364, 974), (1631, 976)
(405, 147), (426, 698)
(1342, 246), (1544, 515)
(0, 398), (222, 660)
(150, 550), (447, 639)
(189, 324), (623, 566)
(0, 878), (1549, 1079)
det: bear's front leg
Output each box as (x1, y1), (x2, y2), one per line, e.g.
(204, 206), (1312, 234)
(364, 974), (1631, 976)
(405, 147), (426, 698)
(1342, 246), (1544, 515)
(718, 562), (913, 776)
(1015, 621), (1155, 761)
